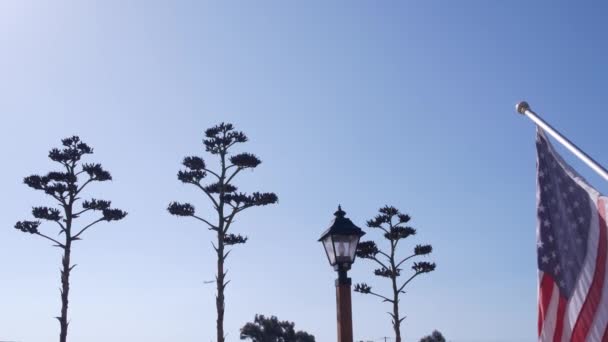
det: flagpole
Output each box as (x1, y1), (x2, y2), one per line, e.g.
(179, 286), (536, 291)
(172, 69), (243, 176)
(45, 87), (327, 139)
(516, 101), (608, 182)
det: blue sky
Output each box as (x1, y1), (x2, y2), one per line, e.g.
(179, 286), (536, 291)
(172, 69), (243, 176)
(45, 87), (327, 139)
(1, 1), (608, 341)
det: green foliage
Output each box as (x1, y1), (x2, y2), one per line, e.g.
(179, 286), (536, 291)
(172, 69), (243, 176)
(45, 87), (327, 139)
(419, 330), (446, 342)
(240, 314), (315, 342)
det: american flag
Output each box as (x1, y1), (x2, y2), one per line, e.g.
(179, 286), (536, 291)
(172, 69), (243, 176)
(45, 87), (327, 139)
(536, 128), (608, 341)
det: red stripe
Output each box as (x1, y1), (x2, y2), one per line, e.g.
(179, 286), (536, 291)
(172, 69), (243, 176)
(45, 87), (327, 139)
(539, 274), (555, 336)
(553, 295), (567, 342)
(572, 198), (608, 341)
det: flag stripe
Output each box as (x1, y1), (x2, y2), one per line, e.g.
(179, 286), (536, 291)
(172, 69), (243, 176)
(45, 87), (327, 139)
(540, 273), (555, 335)
(541, 283), (560, 341)
(553, 296), (567, 342)
(560, 315), (572, 342)
(553, 295), (567, 342)
(572, 198), (608, 341)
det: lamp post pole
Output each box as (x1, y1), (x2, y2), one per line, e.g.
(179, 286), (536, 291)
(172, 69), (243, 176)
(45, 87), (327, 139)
(336, 266), (353, 342)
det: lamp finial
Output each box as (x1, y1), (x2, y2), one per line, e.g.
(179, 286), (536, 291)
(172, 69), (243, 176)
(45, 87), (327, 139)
(335, 205), (346, 218)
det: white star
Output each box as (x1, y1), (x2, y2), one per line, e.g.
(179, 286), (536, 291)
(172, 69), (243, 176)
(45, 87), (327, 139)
(539, 205), (546, 213)
(569, 185), (575, 193)
(560, 280), (566, 287)
(578, 217), (585, 224)
(567, 207), (573, 214)
(552, 251), (557, 259)
(555, 265), (561, 274)
(539, 170), (545, 178)
(544, 219), (551, 227)
(537, 240), (544, 249)
(549, 235), (554, 242)
(551, 198), (557, 205)
(542, 255), (550, 264)
(573, 201), (580, 208)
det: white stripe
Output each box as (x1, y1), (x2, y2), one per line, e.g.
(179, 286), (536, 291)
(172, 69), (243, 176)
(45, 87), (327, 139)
(563, 193), (600, 340)
(584, 198), (608, 341)
(541, 283), (560, 341)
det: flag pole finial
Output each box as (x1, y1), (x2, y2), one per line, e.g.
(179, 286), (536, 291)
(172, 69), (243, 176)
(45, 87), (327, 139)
(516, 101), (530, 115)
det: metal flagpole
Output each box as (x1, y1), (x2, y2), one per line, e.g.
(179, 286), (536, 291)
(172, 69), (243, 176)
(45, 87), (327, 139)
(516, 101), (608, 182)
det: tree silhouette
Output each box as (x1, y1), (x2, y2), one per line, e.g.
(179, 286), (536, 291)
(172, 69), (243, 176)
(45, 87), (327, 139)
(14, 136), (127, 342)
(354, 206), (435, 342)
(240, 314), (315, 342)
(419, 330), (446, 342)
(168, 123), (278, 342)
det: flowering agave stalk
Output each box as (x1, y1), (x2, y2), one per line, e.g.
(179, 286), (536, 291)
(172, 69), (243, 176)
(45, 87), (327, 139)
(14, 136), (127, 342)
(168, 123), (278, 342)
(354, 206), (435, 342)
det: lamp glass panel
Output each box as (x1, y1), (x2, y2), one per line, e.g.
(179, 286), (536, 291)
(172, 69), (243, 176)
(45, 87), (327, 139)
(333, 235), (355, 264)
(347, 234), (360, 261)
(322, 235), (336, 265)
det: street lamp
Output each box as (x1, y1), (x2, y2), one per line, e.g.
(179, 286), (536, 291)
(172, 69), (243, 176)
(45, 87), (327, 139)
(319, 205), (365, 342)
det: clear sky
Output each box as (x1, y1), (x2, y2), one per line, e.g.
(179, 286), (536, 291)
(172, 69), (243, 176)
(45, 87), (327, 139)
(1, 2), (608, 341)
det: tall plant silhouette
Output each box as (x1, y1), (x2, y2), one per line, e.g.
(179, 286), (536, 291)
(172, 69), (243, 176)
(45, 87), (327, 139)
(168, 123), (278, 342)
(14, 136), (127, 342)
(354, 206), (435, 342)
